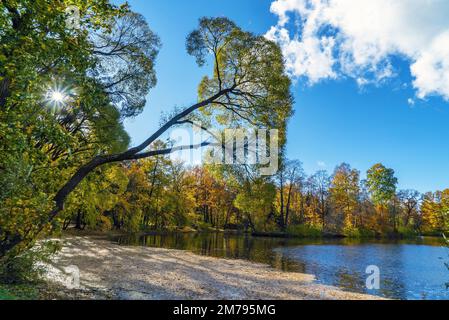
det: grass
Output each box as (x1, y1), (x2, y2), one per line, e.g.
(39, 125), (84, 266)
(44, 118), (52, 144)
(0, 283), (39, 300)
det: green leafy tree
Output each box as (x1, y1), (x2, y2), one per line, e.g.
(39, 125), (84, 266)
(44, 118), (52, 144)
(366, 163), (398, 233)
(0, 0), (160, 258)
(1, 13), (293, 258)
(235, 177), (276, 232)
(366, 164), (398, 206)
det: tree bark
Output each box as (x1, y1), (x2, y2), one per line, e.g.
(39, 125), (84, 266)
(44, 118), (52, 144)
(49, 87), (233, 222)
(0, 88), (233, 259)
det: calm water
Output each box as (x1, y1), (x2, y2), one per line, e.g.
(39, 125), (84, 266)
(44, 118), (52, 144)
(112, 233), (449, 300)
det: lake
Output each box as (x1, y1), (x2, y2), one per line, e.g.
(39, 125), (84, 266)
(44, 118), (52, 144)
(112, 232), (449, 300)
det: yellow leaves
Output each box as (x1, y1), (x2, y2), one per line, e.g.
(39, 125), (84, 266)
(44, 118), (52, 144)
(421, 190), (449, 232)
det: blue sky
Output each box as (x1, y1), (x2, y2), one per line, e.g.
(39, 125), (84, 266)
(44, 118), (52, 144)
(122, 0), (449, 193)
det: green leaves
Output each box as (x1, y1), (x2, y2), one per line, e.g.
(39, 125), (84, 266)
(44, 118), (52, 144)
(366, 163), (398, 206)
(186, 17), (236, 67)
(92, 12), (161, 117)
(187, 17), (293, 149)
(0, 0), (159, 257)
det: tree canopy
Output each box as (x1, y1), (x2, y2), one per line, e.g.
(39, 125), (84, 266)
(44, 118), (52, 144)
(0, 2), (293, 259)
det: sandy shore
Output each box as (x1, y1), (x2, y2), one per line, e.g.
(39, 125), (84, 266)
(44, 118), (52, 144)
(44, 236), (382, 300)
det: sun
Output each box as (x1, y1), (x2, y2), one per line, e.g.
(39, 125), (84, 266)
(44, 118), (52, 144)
(43, 82), (75, 111)
(50, 90), (65, 103)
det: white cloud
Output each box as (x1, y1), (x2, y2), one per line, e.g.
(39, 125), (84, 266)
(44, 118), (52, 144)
(266, 0), (449, 100)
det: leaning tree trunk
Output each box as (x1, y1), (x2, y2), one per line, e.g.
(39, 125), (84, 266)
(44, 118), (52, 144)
(0, 88), (233, 259)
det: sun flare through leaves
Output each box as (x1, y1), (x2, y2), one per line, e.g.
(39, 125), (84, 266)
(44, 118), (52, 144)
(43, 82), (76, 112)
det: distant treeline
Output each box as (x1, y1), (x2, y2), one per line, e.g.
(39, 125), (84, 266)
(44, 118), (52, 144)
(61, 155), (448, 238)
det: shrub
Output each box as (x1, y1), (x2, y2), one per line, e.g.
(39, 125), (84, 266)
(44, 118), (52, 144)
(397, 226), (419, 238)
(343, 227), (376, 238)
(286, 225), (323, 238)
(0, 241), (61, 284)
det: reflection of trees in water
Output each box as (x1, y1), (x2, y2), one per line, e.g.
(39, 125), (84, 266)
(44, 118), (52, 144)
(112, 233), (447, 300)
(114, 232), (302, 270)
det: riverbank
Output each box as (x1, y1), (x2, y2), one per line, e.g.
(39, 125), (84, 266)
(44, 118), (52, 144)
(60, 225), (435, 241)
(43, 236), (383, 300)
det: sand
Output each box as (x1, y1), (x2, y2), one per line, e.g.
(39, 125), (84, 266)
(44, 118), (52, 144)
(44, 236), (383, 300)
